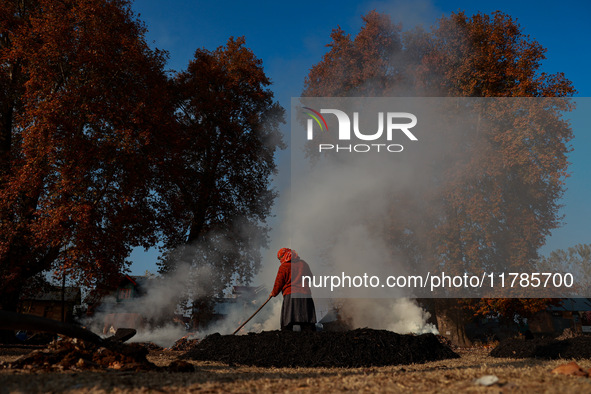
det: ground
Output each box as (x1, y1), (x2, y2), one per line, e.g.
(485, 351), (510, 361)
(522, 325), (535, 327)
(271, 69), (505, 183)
(2, 346), (591, 393)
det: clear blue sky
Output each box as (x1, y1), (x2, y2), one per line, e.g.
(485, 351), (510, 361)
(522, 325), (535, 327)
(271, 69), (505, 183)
(128, 0), (591, 274)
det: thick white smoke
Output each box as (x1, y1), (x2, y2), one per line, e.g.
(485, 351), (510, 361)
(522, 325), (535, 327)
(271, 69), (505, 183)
(85, 264), (196, 347)
(338, 298), (438, 334)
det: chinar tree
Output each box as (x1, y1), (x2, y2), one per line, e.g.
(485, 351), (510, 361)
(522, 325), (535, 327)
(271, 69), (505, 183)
(0, 0), (173, 312)
(157, 37), (286, 297)
(303, 11), (574, 345)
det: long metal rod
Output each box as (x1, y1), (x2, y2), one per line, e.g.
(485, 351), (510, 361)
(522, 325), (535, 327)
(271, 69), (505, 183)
(232, 296), (272, 335)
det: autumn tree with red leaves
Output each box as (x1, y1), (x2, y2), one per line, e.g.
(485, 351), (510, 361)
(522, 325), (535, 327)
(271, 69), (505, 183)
(0, 0), (173, 312)
(303, 11), (574, 345)
(156, 37), (285, 296)
(0, 1), (285, 324)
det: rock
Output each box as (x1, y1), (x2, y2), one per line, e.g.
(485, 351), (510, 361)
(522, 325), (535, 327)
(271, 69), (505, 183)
(473, 375), (500, 386)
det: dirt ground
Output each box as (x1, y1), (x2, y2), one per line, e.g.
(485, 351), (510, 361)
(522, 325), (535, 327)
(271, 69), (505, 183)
(2, 346), (591, 393)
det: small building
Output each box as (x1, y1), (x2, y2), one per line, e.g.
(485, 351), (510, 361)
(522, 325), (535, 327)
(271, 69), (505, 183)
(113, 275), (148, 301)
(529, 298), (591, 335)
(18, 286), (82, 323)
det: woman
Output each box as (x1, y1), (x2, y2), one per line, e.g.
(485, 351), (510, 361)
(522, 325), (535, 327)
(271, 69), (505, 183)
(270, 248), (316, 331)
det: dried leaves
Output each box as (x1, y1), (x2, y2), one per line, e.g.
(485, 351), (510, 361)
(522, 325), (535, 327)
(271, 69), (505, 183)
(2, 337), (195, 372)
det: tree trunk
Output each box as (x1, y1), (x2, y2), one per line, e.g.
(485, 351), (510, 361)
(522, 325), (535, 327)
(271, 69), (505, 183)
(0, 287), (21, 312)
(0, 288), (21, 343)
(434, 298), (472, 347)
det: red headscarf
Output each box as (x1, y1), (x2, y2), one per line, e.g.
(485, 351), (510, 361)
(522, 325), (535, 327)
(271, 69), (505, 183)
(277, 248), (298, 264)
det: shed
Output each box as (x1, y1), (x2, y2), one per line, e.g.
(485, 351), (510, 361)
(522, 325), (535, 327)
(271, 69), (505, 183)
(18, 286), (82, 323)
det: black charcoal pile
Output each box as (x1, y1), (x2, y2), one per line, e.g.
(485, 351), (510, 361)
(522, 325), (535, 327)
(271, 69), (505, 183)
(490, 335), (591, 359)
(183, 328), (459, 368)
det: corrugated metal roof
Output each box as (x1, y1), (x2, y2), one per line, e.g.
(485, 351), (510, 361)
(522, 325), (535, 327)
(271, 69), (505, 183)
(548, 298), (591, 311)
(20, 286), (81, 303)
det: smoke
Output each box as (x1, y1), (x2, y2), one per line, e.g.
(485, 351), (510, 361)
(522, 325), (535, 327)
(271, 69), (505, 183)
(218, 295), (438, 335)
(283, 97), (462, 299)
(209, 295), (283, 336)
(85, 264), (197, 347)
(249, 297), (283, 332)
(168, 292), (283, 338)
(128, 324), (188, 347)
(256, 96), (482, 332)
(338, 298), (438, 334)
(244, 97), (460, 336)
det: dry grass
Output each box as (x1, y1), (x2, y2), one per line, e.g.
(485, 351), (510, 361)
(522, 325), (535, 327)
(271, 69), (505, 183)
(2, 347), (591, 393)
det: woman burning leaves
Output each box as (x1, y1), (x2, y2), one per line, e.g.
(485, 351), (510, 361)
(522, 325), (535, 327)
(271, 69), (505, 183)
(270, 248), (317, 332)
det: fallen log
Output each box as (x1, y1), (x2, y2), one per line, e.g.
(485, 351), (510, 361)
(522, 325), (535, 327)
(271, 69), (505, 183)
(0, 310), (134, 345)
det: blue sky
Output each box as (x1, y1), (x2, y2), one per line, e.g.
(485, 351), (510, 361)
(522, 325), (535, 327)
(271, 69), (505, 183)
(128, 0), (591, 274)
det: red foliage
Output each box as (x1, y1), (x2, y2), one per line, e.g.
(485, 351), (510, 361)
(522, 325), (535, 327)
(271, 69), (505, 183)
(302, 10), (575, 319)
(156, 37), (285, 294)
(0, 0), (172, 308)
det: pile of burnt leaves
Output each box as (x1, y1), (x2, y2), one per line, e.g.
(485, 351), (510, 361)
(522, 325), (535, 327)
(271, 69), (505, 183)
(2, 338), (193, 372)
(490, 335), (591, 359)
(136, 342), (164, 351)
(183, 328), (459, 368)
(171, 336), (200, 351)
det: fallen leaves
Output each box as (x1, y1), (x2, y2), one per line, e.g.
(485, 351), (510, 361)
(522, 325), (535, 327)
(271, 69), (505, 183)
(551, 361), (589, 377)
(1, 337), (194, 372)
